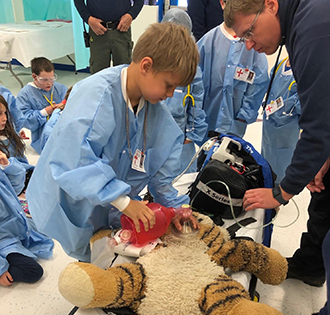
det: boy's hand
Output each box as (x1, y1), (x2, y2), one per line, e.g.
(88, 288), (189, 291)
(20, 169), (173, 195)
(122, 200), (155, 233)
(0, 271), (13, 286)
(0, 151), (9, 166)
(53, 102), (65, 110)
(171, 211), (200, 231)
(45, 105), (56, 115)
(45, 102), (63, 115)
(57, 100), (66, 111)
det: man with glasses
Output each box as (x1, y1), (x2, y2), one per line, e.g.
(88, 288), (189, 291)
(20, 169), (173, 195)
(196, 0), (269, 149)
(17, 57), (67, 154)
(224, 0), (330, 304)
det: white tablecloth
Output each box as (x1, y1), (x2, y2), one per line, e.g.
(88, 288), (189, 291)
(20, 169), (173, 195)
(0, 20), (74, 67)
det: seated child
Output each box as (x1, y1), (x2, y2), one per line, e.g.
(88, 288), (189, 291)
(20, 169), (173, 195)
(0, 84), (27, 138)
(162, 9), (208, 174)
(197, 0), (269, 143)
(261, 57), (301, 184)
(26, 22), (200, 262)
(0, 151), (54, 287)
(0, 95), (33, 195)
(16, 57), (68, 154)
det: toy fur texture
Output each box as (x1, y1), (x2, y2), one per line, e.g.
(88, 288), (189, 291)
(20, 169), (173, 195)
(59, 213), (287, 315)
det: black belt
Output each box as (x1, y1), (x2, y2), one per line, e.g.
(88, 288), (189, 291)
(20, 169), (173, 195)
(101, 20), (119, 30)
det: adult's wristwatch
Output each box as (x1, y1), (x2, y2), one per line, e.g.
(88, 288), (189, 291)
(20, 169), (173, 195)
(272, 185), (289, 205)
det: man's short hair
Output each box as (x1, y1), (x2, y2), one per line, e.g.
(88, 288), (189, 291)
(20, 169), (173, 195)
(31, 57), (54, 75)
(132, 22), (199, 87)
(224, 0), (265, 28)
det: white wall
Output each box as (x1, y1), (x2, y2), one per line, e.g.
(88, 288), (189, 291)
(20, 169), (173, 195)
(177, 0), (188, 6)
(132, 5), (158, 44)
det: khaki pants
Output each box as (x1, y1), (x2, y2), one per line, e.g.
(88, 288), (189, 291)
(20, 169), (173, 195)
(89, 27), (133, 74)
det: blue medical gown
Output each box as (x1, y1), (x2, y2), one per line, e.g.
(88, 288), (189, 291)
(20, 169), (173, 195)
(165, 67), (207, 173)
(2, 138), (34, 172)
(0, 86), (33, 171)
(39, 108), (62, 152)
(0, 158), (53, 277)
(0, 85), (26, 133)
(26, 65), (189, 261)
(197, 24), (269, 142)
(261, 61), (301, 184)
(16, 82), (67, 154)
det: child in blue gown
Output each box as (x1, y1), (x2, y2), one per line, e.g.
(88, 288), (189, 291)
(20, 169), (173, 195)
(0, 151), (53, 286)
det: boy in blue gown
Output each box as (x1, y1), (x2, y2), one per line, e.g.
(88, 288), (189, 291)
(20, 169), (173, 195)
(16, 57), (67, 154)
(27, 23), (200, 262)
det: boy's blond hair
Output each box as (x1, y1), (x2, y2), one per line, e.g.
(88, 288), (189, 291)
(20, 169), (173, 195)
(132, 23), (199, 87)
(224, 0), (265, 28)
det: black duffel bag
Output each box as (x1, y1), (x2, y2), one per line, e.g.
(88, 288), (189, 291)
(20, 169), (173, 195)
(188, 135), (275, 224)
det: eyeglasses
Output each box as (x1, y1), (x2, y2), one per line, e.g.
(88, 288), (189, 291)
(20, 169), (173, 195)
(36, 73), (57, 83)
(238, 10), (262, 43)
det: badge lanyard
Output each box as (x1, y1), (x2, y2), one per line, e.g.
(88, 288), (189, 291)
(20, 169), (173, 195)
(43, 92), (54, 107)
(262, 42), (285, 111)
(40, 86), (54, 121)
(125, 101), (148, 161)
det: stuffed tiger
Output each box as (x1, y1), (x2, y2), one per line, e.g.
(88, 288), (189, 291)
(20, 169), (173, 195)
(58, 213), (287, 315)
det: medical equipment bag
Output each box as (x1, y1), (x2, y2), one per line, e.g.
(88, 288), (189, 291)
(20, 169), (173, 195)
(189, 134), (275, 223)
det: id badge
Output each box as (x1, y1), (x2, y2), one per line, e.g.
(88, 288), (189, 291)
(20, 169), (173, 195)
(265, 96), (284, 118)
(132, 149), (146, 173)
(234, 66), (255, 84)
